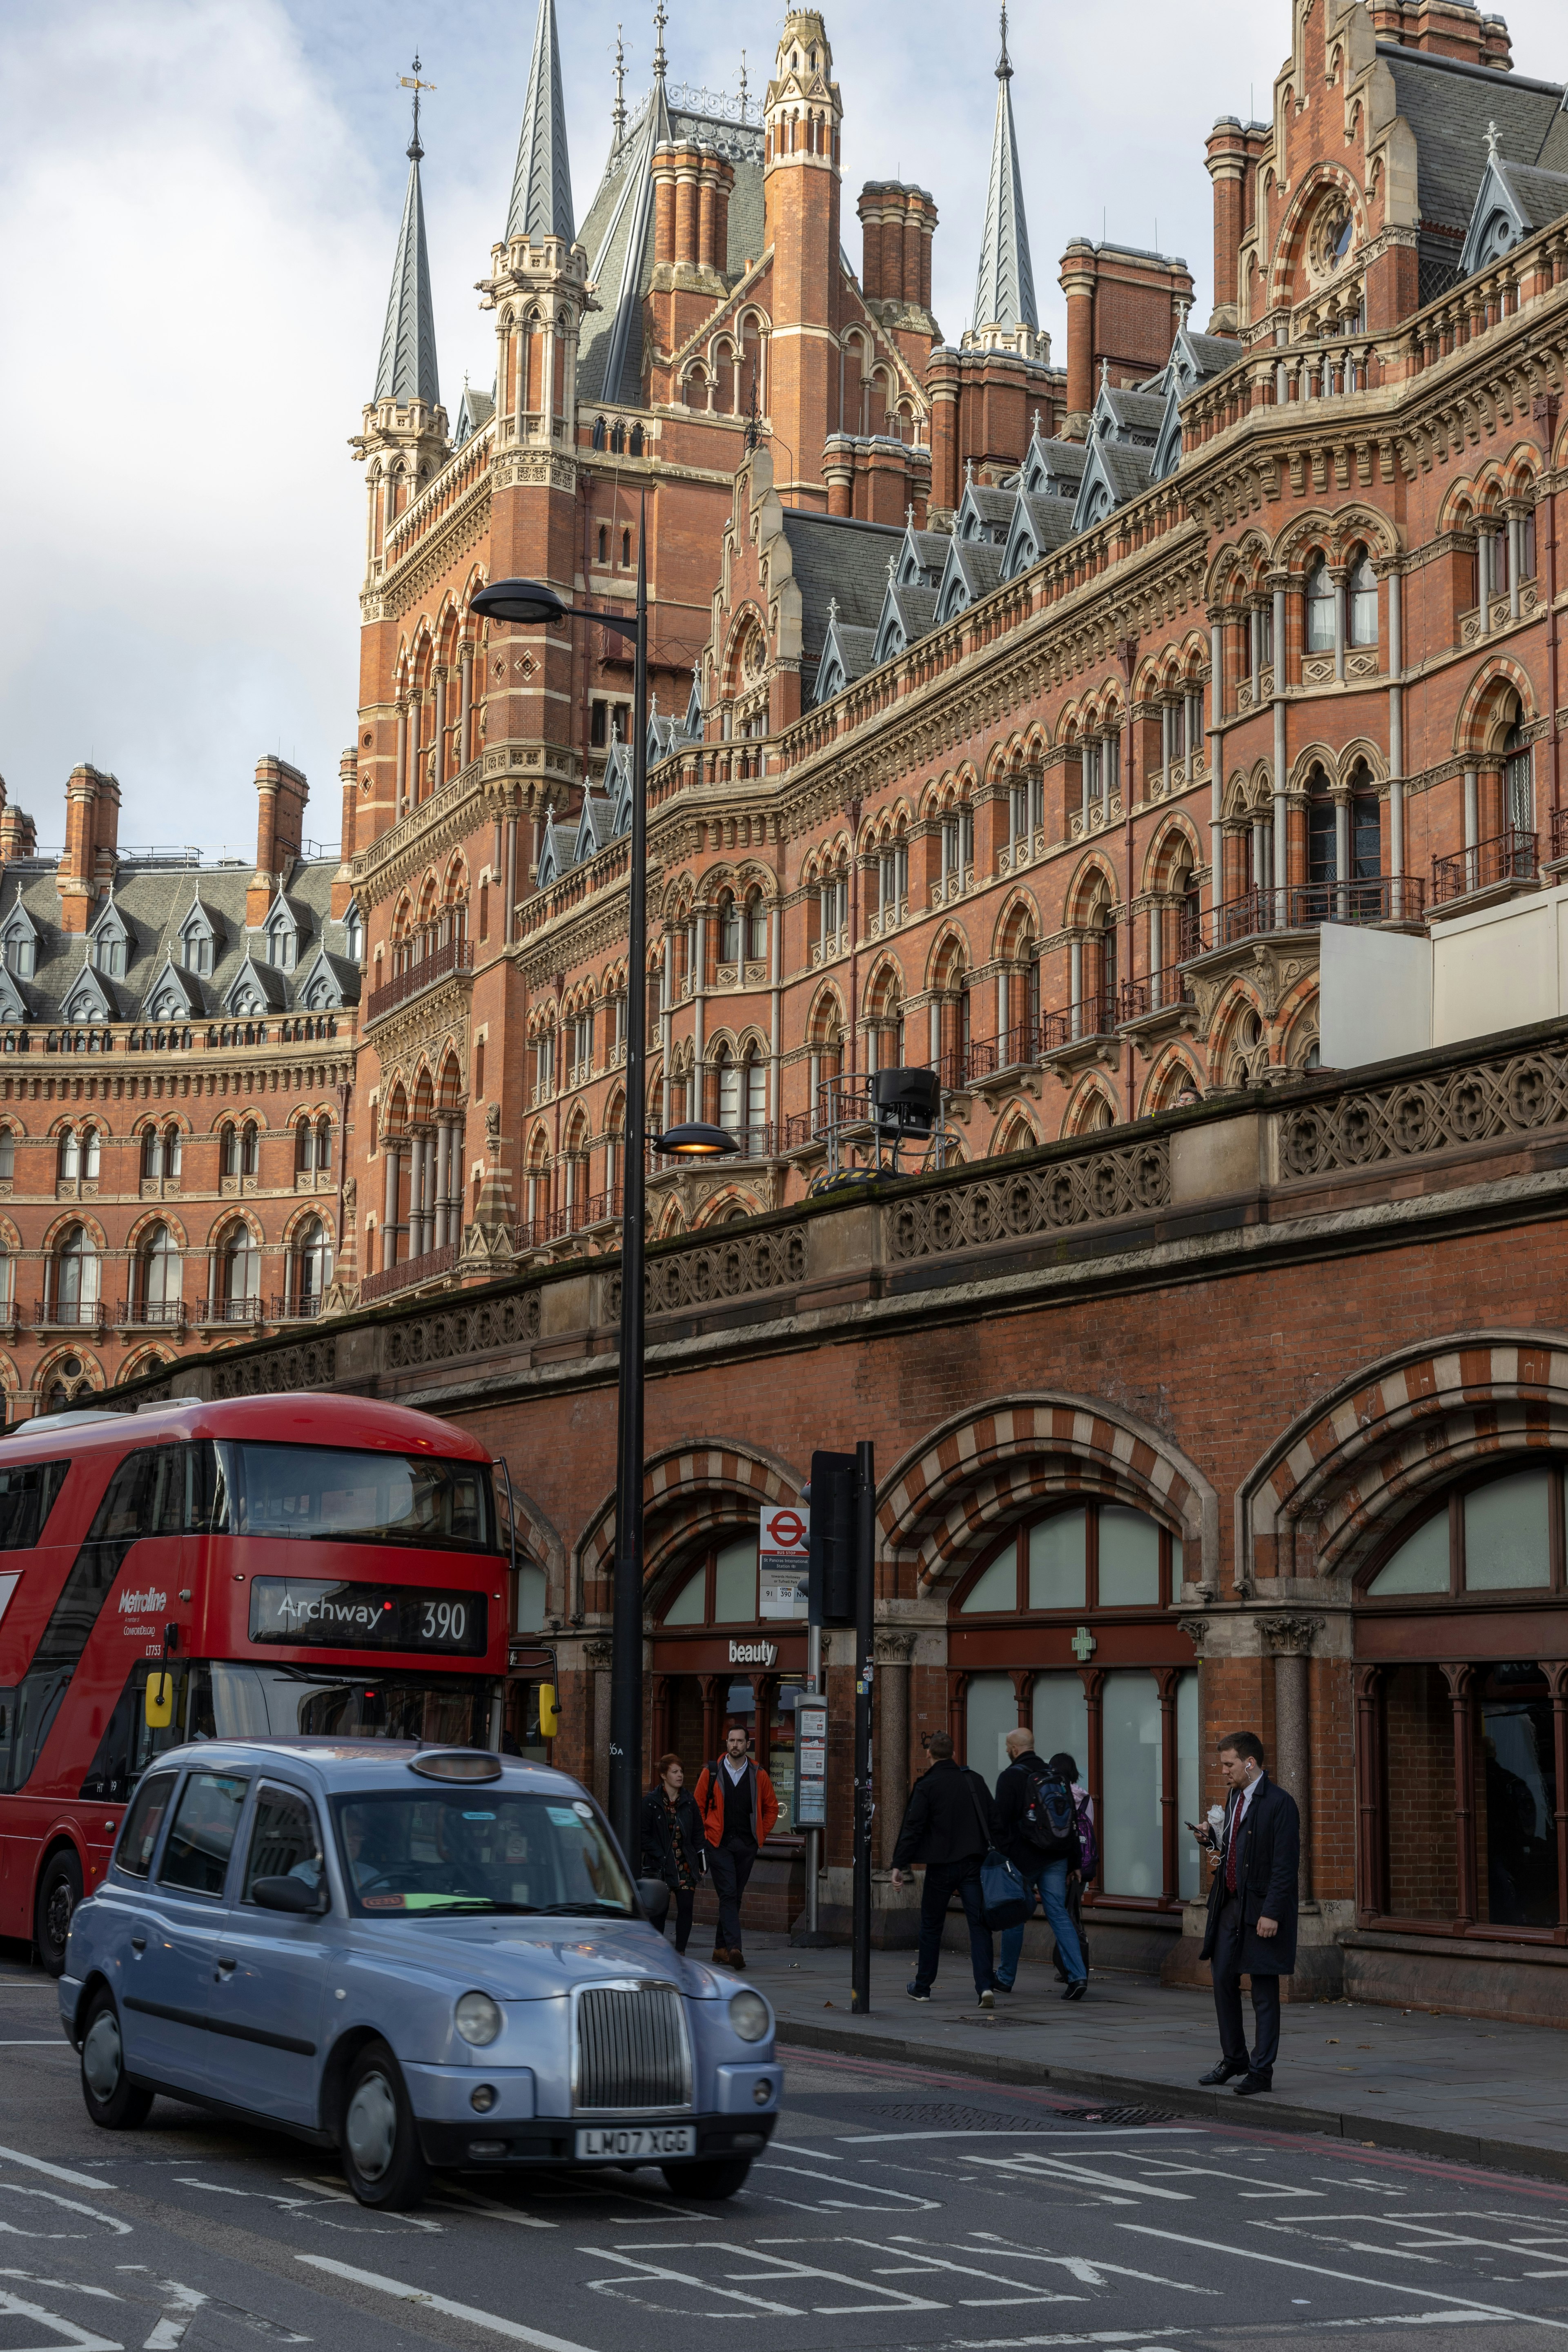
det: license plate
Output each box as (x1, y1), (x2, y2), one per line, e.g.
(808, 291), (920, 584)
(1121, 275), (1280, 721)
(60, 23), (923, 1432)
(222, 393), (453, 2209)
(575, 2123), (696, 2160)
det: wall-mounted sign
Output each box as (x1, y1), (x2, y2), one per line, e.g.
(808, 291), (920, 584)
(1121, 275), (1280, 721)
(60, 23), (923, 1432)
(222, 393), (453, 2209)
(759, 1502), (810, 1621)
(795, 1699), (827, 1827)
(729, 1637), (777, 1667)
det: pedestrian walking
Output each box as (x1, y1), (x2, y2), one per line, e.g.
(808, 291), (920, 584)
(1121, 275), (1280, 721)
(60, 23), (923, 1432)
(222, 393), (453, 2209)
(890, 1730), (998, 2009)
(1196, 1729), (1301, 2096)
(693, 1724), (779, 1968)
(1048, 1751), (1096, 1983)
(639, 1753), (706, 1955)
(990, 1731), (1089, 2000)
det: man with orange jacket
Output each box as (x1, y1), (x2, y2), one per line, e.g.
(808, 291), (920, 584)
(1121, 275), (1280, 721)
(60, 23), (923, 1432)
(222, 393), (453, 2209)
(694, 1722), (779, 1968)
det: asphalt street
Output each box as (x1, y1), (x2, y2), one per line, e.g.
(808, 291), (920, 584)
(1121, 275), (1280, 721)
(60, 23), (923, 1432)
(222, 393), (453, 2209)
(4, 1951), (1568, 2352)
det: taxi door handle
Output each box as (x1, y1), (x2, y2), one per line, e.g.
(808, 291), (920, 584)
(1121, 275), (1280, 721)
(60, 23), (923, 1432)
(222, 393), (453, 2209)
(214, 1958), (236, 1978)
(130, 1935), (147, 1954)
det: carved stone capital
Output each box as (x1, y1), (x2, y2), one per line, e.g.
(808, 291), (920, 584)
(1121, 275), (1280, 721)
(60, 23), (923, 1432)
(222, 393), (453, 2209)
(583, 1639), (614, 1670)
(1177, 1615), (1208, 1655)
(1257, 1613), (1325, 1655)
(874, 1629), (917, 1666)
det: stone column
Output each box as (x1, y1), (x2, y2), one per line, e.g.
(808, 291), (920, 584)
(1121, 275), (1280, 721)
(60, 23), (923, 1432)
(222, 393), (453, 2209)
(433, 1122), (450, 1250)
(459, 644), (474, 768)
(875, 1630), (916, 1867)
(1259, 1615), (1322, 1902)
(434, 672), (448, 790)
(382, 1141), (399, 1270)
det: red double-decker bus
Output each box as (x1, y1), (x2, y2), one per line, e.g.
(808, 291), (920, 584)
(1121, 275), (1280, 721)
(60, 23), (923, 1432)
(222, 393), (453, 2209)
(0, 1392), (511, 1971)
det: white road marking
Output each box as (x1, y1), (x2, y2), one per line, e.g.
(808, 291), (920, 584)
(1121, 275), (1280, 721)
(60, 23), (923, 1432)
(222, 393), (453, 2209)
(153, 2277), (309, 2343)
(431, 2186), (556, 2230)
(285, 2180), (442, 2232)
(0, 2276), (121, 2302)
(952, 2237), (1221, 2299)
(141, 2321), (189, 2350)
(838, 2131), (1198, 2145)
(670, 2241), (950, 2316)
(0, 2042), (72, 2049)
(295, 2257), (598, 2351)
(1119, 2222), (1568, 2331)
(0, 2285), (123, 2352)
(830, 2238), (1084, 2308)
(0, 2152), (120, 2192)
(949, 2334), (1196, 2348)
(0, 2191), (132, 2239)
(581, 2244), (804, 2317)
(969, 2155), (1193, 2202)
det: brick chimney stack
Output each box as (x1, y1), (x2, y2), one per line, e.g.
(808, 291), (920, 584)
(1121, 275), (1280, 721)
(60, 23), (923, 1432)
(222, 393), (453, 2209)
(58, 764), (119, 933)
(1205, 118), (1271, 335)
(1058, 239), (1196, 441)
(249, 754), (309, 925)
(335, 746), (359, 918)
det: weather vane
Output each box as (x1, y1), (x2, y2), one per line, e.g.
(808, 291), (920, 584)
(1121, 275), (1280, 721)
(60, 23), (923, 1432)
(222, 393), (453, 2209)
(399, 54), (436, 160)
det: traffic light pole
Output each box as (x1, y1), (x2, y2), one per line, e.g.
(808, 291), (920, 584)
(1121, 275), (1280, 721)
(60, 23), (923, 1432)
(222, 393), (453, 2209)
(851, 1438), (875, 2014)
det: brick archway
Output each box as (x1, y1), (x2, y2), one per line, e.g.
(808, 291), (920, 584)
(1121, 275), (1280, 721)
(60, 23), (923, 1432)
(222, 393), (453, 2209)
(877, 1392), (1216, 1595)
(492, 1466), (566, 1620)
(1238, 1328), (1568, 1590)
(575, 1440), (804, 1616)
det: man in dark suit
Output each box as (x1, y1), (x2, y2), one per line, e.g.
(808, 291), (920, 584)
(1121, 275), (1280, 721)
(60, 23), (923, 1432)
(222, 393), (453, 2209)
(1197, 1729), (1300, 2097)
(890, 1731), (998, 2010)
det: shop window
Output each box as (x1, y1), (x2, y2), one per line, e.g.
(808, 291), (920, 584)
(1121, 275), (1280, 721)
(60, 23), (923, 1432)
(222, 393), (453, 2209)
(960, 1499), (1168, 1614)
(661, 1532), (758, 1626)
(516, 1561), (547, 1633)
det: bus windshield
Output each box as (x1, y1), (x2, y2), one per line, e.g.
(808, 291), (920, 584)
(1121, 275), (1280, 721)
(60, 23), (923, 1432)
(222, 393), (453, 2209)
(218, 1442), (496, 1554)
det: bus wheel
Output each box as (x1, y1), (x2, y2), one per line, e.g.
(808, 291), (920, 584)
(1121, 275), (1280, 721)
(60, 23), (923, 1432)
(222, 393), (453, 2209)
(340, 2041), (428, 2210)
(35, 1850), (82, 1979)
(79, 1988), (153, 2131)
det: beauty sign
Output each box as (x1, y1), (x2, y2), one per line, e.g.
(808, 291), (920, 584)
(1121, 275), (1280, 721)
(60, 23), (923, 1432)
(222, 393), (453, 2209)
(759, 1502), (810, 1621)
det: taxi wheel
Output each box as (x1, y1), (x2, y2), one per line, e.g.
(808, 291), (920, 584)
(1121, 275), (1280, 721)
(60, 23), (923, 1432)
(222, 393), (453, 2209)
(79, 1989), (153, 2131)
(35, 1849), (82, 1980)
(662, 2156), (752, 2200)
(340, 2041), (428, 2210)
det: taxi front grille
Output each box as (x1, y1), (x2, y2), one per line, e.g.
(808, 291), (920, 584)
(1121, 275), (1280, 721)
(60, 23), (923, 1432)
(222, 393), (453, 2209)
(573, 1985), (692, 2113)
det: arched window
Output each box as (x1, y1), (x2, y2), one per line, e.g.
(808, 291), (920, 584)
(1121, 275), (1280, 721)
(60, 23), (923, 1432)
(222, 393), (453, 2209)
(621, 527), (632, 566)
(220, 1123), (239, 1178)
(744, 890), (768, 961)
(294, 1216), (332, 1314)
(1357, 1459), (1568, 1932)
(0, 1128), (13, 1183)
(953, 1495), (1198, 1904)
(140, 1127), (162, 1180)
(591, 416), (607, 452)
(1504, 716), (1534, 834)
(662, 1531), (758, 1626)
(296, 1119), (316, 1174)
(139, 1224), (180, 1322)
(717, 892), (742, 963)
(597, 523), (608, 562)
(241, 1122), (259, 1178)
(1347, 549), (1379, 646)
(1305, 557), (1335, 653)
(345, 908), (365, 962)
(220, 1223), (260, 1316)
(742, 1044), (766, 1136)
(53, 1224), (99, 1320)
(315, 1115), (332, 1171)
(1307, 766), (1336, 886)
(3, 922), (33, 980)
(58, 1129), (79, 1184)
(1348, 760), (1381, 881)
(42, 1353), (90, 1415)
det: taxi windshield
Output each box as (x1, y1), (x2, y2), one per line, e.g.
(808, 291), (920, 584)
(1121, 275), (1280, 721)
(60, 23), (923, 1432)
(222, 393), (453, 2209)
(331, 1788), (636, 1918)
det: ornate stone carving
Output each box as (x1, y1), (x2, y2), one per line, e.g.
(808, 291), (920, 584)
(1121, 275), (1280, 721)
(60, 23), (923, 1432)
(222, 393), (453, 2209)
(888, 1136), (1168, 1261)
(873, 1630), (917, 1666)
(1279, 1038), (1568, 1179)
(385, 1288), (541, 1369)
(1258, 1614), (1325, 1654)
(608, 1223), (808, 1318)
(212, 1338), (336, 1399)
(1177, 1616), (1208, 1653)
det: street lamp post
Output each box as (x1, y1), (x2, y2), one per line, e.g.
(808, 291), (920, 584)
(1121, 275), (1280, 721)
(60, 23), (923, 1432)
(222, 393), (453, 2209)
(473, 535), (733, 1862)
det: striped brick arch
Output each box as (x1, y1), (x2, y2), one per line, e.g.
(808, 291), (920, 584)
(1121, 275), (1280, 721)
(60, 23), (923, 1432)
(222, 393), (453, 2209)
(575, 1441), (804, 1616)
(1240, 1330), (1568, 1588)
(877, 1394), (1217, 1596)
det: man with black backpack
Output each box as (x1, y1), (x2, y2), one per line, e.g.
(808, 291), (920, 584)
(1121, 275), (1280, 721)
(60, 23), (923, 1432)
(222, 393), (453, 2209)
(991, 1728), (1088, 1999)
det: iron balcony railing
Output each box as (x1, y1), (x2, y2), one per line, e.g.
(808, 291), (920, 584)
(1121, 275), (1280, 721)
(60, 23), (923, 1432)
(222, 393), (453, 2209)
(1431, 828), (1537, 907)
(35, 1297), (105, 1329)
(118, 1298), (187, 1330)
(1180, 874), (1425, 956)
(359, 1243), (458, 1305)
(365, 937), (473, 1025)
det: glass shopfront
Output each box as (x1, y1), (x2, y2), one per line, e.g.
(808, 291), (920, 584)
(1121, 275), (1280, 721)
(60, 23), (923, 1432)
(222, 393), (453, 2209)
(953, 1499), (1200, 1907)
(648, 1523), (805, 1834)
(1355, 1461), (1568, 1936)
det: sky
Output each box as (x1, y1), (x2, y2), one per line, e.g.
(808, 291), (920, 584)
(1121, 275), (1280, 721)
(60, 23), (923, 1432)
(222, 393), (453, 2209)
(0, 0), (1559, 853)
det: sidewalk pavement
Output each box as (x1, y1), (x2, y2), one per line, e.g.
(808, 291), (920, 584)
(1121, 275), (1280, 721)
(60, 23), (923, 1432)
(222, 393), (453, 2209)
(728, 1932), (1568, 2184)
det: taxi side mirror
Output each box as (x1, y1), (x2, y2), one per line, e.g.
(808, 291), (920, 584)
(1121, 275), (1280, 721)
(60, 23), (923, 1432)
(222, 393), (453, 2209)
(539, 1684), (560, 1738)
(637, 1877), (671, 1929)
(144, 1672), (174, 1730)
(251, 1875), (327, 1915)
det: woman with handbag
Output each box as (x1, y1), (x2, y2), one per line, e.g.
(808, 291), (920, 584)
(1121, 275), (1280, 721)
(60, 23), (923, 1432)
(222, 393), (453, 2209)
(639, 1753), (706, 1954)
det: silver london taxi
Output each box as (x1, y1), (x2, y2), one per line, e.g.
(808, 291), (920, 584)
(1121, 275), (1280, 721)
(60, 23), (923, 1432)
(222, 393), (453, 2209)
(59, 1742), (779, 2208)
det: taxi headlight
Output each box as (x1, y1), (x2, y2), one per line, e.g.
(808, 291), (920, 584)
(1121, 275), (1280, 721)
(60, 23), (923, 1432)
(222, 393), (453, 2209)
(728, 1989), (770, 2044)
(455, 1991), (503, 2046)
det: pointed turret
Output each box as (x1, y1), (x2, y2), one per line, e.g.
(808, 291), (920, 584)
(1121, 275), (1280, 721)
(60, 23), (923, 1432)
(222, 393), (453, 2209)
(376, 80), (441, 405)
(508, 0), (575, 241)
(965, 7), (1041, 359)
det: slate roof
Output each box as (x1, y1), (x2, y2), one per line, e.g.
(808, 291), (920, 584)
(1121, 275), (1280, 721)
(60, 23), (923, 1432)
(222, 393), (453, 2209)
(956, 483), (1018, 543)
(1379, 45), (1568, 298)
(873, 581), (940, 664)
(1096, 385), (1166, 445)
(779, 511), (903, 688)
(375, 154), (440, 406)
(507, 0), (575, 241)
(0, 854), (359, 1030)
(576, 87), (766, 409)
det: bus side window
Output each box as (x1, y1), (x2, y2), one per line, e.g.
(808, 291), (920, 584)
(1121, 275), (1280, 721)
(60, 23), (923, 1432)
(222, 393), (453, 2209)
(0, 1460), (71, 1551)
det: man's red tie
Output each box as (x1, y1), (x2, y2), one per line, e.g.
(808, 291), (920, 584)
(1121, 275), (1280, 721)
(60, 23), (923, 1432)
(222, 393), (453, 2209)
(1225, 1797), (1241, 1892)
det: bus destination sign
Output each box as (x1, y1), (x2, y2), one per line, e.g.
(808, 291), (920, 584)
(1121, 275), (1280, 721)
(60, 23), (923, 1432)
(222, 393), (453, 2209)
(248, 1577), (488, 1656)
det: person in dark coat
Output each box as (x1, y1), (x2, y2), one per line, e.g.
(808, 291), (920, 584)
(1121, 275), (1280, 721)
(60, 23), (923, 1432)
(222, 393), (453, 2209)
(1197, 1730), (1301, 2096)
(991, 1730), (1087, 1998)
(890, 1731), (997, 2008)
(639, 1753), (706, 1955)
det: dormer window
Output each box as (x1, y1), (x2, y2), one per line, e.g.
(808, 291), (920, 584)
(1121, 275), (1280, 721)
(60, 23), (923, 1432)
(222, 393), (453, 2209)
(267, 918), (295, 971)
(181, 916), (212, 976)
(92, 929), (125, 980)
(3, 925), (33, 982)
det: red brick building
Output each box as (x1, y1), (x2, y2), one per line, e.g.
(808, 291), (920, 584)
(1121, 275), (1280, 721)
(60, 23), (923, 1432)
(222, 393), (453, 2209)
(0, 761), (359, 1417)
(124, 0), (1568, 2020)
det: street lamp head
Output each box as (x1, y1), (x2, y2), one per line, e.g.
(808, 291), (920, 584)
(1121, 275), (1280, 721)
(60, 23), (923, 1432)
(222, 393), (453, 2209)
(471, 577), (567, 627)
(655, 1120), (738, 1160)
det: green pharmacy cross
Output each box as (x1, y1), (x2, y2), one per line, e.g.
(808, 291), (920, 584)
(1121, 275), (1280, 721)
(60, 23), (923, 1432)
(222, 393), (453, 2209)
(1071, 1624), (1098, 1664)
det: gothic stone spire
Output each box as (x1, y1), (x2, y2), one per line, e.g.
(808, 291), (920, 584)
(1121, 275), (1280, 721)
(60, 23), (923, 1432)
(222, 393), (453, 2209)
(375, 64), (441, 405)
(971, 5), (1038, 338)
(507, 0), (575, 241)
